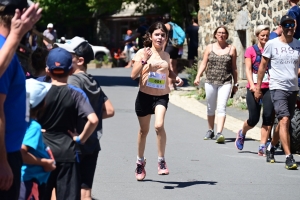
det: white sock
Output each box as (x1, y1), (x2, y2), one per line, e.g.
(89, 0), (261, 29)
(158, 157), (165, 162)
(137, 156), (144, 163)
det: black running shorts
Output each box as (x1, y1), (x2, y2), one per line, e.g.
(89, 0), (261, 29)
(135, 91), (169, 117)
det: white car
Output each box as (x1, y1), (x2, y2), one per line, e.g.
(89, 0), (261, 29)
(91, 45), (111, 62)
(63, 38), (111, 61)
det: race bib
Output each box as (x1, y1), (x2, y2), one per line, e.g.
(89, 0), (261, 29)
(146, 72), (166, 89)
(253, 72), (269, 83)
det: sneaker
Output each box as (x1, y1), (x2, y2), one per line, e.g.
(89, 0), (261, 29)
(214, 133), (225, 143)
(204, 130), (214, 140)
(135, 159), (146, 181)
(235, 130), (245, 150)
(266, 146), (275, 163)
(158, 160), (169, 175)
(258, 145), (266, 156)
(285, 155), (298, 170)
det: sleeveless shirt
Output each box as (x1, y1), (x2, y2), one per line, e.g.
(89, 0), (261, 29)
(206, 44), (233, 85)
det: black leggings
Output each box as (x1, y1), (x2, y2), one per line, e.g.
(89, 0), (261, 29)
(246, 88), (274, 127)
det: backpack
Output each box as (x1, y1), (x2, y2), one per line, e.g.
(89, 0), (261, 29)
(252, 44), (270, 75)
(168, 22), (185, 47)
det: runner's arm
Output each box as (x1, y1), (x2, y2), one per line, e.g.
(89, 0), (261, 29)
(231, 46), (238, 85)
(245, 57), (255, 88)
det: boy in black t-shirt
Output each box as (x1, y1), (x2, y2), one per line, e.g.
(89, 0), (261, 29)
(38, 47), (99, 200)
(56, 36), (115, 200)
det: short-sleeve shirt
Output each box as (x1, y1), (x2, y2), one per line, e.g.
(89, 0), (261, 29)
(133, 48), (170, 96)
(287, 6), (300, 39)
(262, 37), (300, 91)
(38, 84), (94, 162)
(43, 29), (57, 42)
(68, 73), (108, 154)
(21, 120), (50, 184)
(0, 34), (27, 153)
(244, 46), (269, 89)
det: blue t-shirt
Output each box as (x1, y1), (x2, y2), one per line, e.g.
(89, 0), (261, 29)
(0, 34), (27, 153)
(287, 6), (300, 39)
(269, 32), (279, 40)
(21, 120), (50, 184)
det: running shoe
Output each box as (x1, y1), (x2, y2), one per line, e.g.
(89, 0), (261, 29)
(158, 160), (169, 175)
(266, 145), (275, 163)
(135, 159), (146, 181)
(285, 155), (298, 170)
(214, 133), (225, 143)
(204, 130), (214, 140)
(235, 129), (245, 150)
(258, 145), (266, 156)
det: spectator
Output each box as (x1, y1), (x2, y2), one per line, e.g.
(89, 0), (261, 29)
(0, 2), (42, 77)
(0, 1), (42, 200)
(43, 23), (57, 50)
(38, 47), (98, 200)
(235, 25), (274, 156)
(269, 26), (282, 40)
(163, 13), (181, 90)
(287, 0), (300, 39)
(254, 15), (299, 169)
(124, 17), (149, 50)
(194, 25), (238, 143)
(56, 36), (115, 200)
(30, 47), (49, 80)
(186, 17), (199, 67)
(19, 79), (56, 200)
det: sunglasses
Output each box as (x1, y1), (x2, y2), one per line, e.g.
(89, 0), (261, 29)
(282, 23), (295, 28)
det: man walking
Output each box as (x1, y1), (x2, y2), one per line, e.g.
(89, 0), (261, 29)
(287, 0), (300, 39)
(254, 15), (300, 170)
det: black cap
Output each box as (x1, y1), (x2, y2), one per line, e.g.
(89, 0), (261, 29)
(280, 15), (295, 25)
(0, 0), (28, 14)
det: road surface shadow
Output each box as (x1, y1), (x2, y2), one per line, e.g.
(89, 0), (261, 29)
(143, 179), (217, 189)
(225, 137), (255, 143)
(93, 76), (189, 87)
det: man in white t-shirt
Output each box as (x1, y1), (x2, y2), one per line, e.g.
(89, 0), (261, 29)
(254, 15), (300, 170)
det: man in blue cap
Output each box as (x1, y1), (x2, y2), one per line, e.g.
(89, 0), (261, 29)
(38, 47), (99, 200)
(0, 1), (42, 199)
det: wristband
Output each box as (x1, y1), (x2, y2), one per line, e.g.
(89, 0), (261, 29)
(141, 60), (147, 65)
(75, 136), (81, 144)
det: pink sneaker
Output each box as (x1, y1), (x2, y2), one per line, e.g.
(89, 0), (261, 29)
(158, 160), (169, 175)
(135, 160), (146, 181)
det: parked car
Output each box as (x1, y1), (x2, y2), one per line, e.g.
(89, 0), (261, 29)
(63, 38), (111, 62)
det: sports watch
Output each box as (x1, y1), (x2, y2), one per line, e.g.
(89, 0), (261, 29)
(234, 83), (239, 87)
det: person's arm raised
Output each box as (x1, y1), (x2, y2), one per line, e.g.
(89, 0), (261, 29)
(0, 3), (42, 77)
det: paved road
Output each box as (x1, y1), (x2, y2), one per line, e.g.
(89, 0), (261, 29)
(88, 68), (300, 200)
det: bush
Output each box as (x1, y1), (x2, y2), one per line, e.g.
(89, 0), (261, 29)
(184, 61), (198, 86)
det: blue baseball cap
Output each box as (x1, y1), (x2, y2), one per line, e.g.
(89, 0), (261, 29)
(46, 47), (72, 75)
(26, 78), (52, 108)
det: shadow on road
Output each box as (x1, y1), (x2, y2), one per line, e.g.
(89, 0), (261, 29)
(93, 76), (189, 87)
(143, 179), (217, 189)
(224, 137), (255, 143)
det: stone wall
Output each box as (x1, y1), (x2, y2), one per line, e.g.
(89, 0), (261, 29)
(198, 0), (290, 80)
(197, 0), (295, 106)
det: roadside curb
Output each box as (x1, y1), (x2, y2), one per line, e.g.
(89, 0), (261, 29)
(169, 92), (261, 141)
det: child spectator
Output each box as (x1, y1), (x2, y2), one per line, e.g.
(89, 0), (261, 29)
(37, 47), (98, 200)
(19, 78), (56, 200)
